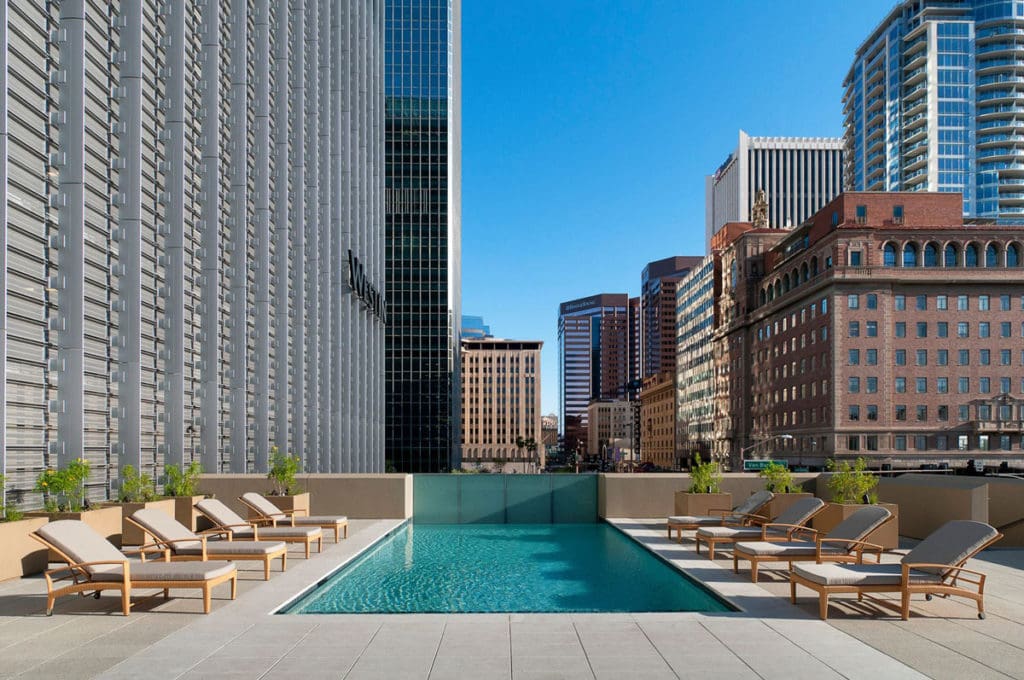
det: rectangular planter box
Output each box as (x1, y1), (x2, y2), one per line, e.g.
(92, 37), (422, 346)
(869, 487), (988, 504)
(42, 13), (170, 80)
(0, 516), (50, 581)
(673, 492), (732, 517)
(26, 505), (124, 555)
(765, 493), (815, 521)
(811, 502), (899, 550)
(110, 499), (178, 547)
(172, 495), (206, 531)
(247, 492), (311, 521)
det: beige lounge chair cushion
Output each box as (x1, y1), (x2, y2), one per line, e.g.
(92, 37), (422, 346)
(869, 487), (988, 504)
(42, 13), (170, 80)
(234, 526), (321, 540)
(181, 539), (286, 557)
(92, 560), (236, 583)
(196, 498), (250, 529)
(696, 526), (768, 540)
(241, 492), (291, 521)
(131, 508), (203, 553)
(771, 497), (826, 526)
(195, 499), (321, 540)
(825, 506), (892, 551)
(902, 520), (1000, 576)
(292, 515), (347, 527)
(792, 562), (942, 587)
(36, 520), (127, 579)
(734, 540), (846, 558)
(668, 515), (727, 526)
(733, 490), (773, 516)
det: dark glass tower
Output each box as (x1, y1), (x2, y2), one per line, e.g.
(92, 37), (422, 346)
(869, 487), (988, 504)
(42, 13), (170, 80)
(385, 0), (462, 472)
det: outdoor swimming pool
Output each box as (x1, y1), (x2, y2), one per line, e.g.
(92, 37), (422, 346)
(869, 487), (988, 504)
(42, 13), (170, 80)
(282, 523), (732, 614)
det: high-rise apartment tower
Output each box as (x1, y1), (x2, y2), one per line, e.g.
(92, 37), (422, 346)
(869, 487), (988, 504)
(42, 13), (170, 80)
(705, 130), (844, 250)
(640, 256), (703, 379)
(844, 0), (1024, 219)
(385, 0), (462, 472)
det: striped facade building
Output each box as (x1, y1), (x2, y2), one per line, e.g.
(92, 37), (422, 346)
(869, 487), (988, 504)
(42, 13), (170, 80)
(1, 0), (385, 509)
(705, 130), (844, 250)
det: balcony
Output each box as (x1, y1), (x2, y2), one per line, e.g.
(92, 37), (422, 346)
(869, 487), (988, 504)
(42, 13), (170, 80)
(972, 420), (1024, 433)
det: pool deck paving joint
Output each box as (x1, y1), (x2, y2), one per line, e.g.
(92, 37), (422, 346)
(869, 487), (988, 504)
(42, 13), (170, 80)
(1, 517), (1022, 679)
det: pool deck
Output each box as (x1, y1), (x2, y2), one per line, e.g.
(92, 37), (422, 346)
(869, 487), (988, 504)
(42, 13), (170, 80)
(0, 518), (1019, 679)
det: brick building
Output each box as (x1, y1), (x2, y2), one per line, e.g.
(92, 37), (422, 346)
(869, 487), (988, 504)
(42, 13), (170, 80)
(715, 192), (1024, 469)
(640, 372), (676, 469)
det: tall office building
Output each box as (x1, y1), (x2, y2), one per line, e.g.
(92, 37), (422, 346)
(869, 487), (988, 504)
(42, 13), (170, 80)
(558, 294), (636, 454)
(675, 254), (717, 466)
(705, 130), (844, 250)
(460, 338), (543, 472)
(844, 1), (1024, 219)
(1, 1), (386, 506)
(385, 0), (462, 472)
(640, 256), (703, 379)
(461, 315), (491, 339)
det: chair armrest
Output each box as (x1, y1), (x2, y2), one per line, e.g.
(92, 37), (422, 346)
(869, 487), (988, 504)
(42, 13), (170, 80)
(706, 508), (737, 517)
(763, 522), (817, 534)
(816, 537), (884, 562)
(44, 559), (131, 586)
(124, 544), (171, 562)
(902, 562), (987, 580)
(198, 528), (233, 540)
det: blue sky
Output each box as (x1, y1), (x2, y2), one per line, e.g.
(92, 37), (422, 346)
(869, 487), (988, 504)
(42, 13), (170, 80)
(460, 0), (894, 416)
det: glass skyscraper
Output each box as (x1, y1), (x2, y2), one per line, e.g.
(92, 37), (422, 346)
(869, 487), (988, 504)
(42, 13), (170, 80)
(845, 0), (1024, 219)
(385, 0), (462, 472)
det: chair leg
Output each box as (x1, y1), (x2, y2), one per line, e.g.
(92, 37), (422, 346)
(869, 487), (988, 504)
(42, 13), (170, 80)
(750, 560), (759, 583)
(230, 574), (238, 600)
(264, 558), (271, 581)
(342, 525), (347, 540)
(46, 592), (56, 616)
(733, 554), (739, 574)
(695, 537), (702, 554)
(790, 578), (797, 603)
(281, 552), (287, 572)
(203, 585), (212, 614)
(304, 540), (310, 559)
(318, 536), (323, 553)
(819, 592), (829, 620)
(163, 588), (170, 600)
(122, 586), (131, 617)
(708, 542), (716, 561)
(901, 590), (911, 620)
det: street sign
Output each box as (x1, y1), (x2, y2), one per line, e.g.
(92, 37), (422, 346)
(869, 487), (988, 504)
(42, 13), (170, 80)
(743, 459), (788, 472)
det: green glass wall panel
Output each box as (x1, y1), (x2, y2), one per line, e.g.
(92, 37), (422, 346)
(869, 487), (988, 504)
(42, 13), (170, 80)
(413, 475), (459, 524)
(413, 474), (597, 524)
(505, 476), (553, 523)
(552, 475), (598, 523)
(459, 475), (505, 523)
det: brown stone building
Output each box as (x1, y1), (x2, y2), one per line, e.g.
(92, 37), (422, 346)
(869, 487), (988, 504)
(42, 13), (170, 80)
(640, 372), (676, 469)
(641, 256), (703, 379)
(715, 192), (1024, 469)
(461, 339), (543, 472)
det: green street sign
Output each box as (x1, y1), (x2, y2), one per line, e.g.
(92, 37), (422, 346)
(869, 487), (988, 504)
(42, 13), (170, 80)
(743, 459), (788, 472)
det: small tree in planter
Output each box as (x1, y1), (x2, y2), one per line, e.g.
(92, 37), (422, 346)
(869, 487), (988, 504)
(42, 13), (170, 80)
(814, 457), (898, 549)
(268, 447), (301, 496)
(165, 461), (205, 529)
(759, 462), (811, 520)
(34, 458), (90, 513)
(1, 473), (24, 523)
(116, 465), (177, 546)
(674, 460), (731, 516)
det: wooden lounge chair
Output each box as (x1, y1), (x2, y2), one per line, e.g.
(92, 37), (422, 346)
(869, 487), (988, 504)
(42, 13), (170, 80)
(791, 520), (1003, 620)
(733, 505), (893, 582)
(30, 520), (236, 616)
(666, 490), (773, 542)
(239, 492), (349, 541)
(195, 498), (323, 558)
(695, 497), (827, 560)
(128, 508), (288, 581)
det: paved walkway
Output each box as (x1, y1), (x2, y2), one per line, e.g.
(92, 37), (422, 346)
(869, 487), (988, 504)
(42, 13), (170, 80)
(0, 518), (1020, 679)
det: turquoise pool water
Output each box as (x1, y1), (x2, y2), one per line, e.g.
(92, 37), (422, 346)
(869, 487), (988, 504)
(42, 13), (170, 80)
(283, 523), (732, 614)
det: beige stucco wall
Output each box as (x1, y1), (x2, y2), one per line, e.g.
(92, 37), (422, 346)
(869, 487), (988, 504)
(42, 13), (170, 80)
(876, 474), (988, 540)
(598, 473), (820, 518)
(985, 477), (1024, 546)
(198, 474), (412, 519)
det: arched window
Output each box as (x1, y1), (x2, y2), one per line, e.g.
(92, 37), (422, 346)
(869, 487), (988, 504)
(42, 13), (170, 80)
(902, 242), (918, 268)
(1008, 243), (1021, 267)
(760, 289), (767, 306)
(965, 243), (979, 267)
(985, 243), (1000, 267)
(883, 243), (897, 267)
(811, 257), (819, 276)
(791, 269), (799, 288)
(782, 274), (791, 293)
(801, 262), (809, 282)
(944, 243), (959, 267)
(774, 280), (782, 298)
(923, 242), (938, 267)
(730, 260), (738, 288)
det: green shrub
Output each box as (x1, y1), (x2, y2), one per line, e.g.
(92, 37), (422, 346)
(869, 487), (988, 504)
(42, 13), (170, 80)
(119, 465), (157, 503)
(759, 462), (802, 493)
(826, 457), (878, 504)
(34, 458), (91, 512)
(688, 460), (722, 494)
(268, 446), (301, 496)
(165, 461), (203, 497)
(0, 473), (23, 522)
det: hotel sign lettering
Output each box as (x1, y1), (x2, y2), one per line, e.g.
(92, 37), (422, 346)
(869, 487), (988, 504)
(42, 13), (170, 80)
(347, 249), (387, 323)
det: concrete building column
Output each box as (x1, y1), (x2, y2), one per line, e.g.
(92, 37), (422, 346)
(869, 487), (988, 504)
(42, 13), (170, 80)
(253, 0), (271, 472)
(288, 0), (306, 467)
(318, 0), (332, 472)
(303, 0), (319, 471)
(331, 1), (347, 472)
(271, 0), (290, 458)
(0, 0), (7, 486)
(53, 1), (86, 469)
(198, 0), (221, 473)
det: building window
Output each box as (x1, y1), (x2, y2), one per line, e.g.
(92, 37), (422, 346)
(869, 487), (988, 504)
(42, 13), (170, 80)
(945, 244), (959, 267)
(850, 251), (863, 266)
(957, 322), (969, 338)
(959, 349), (970, 366)
(893, 204), (904, 222)
(821, 298), (828, 314)
(848, 435), (860, 451)
(866, 404), (878, 421)
(895, 322), (906, 338)
(894, 295), (906, 311)
(849, 405), (860, 421)
(848, 377), (860, 393)
(979, 295), (990, 311)
(866, 294), (877, 309)
(866, 349), (878, 365)
(848, 349), (860, 365)
(848, 294), (859, 309)
(937, 377), (948, 393)
(965, 244), (979, 267)
(937, 322), (948, 338)
(938, 405), (949, 421)
(937, 295), (947, 310)
(883, 243), (897, 267)
(916, 322), (927, 338)
(915, 435), (928, 450)
(916, 295), (927, 311)
(1001, 349), (1011, 366)
(980, 349), (990, 366)
(924, 243), (938, 267)
(980, 377), (991, 394)
(894, 435), (907, 451)
(938, 349), (948, 366)
(1001, 377), (1011, 394)
(980, 322), (990, 339)
(1001, 294), (1011, 311)
(958, 377), (970, 394)
(866, 435), (879, 451)
(866, 321), (878, 337)
(903, 244), (917, 267)
(856, 205), (867, 223)
(848, 321), (860, 338)
(916, 378), (927, 394)
(1002, 322), (1012, 338)
(895, 350), (906, 366)
(937, 435), (948, 450)
(958, 295), (969, 311)
(916, 349), (927, 366)
(866, 377), (878, 393)
(895, 377), (906, 393)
